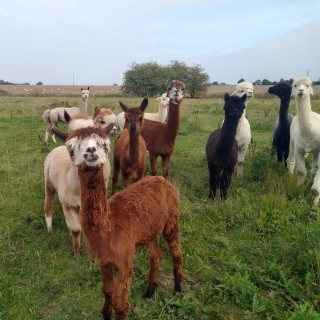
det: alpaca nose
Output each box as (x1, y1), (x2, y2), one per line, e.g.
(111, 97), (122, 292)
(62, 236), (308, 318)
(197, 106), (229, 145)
(86, 146), (97, 153)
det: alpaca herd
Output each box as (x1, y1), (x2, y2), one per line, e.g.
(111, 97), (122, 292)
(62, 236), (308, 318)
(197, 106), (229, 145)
(41, 76), (319, 319)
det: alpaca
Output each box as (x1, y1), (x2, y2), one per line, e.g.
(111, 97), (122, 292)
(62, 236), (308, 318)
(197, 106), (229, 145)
(231, 81), (253, 178)
(44, 112), (114, 257)
(117, 93), (169, 131)
(111, 98), (148, 195)
(268, 83), (293, 165)
(42, 87), (90, 143)
(140, 80), (185, 179)
(53, 125), (184, 320)
(206, 93), (247, 200)
(286, 77), (320, 203)
(92, 104), (118, 135)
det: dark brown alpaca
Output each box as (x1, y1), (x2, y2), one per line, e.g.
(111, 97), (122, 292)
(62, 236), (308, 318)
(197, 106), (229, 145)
(206, 93), (247, 200)
(141, 80), (185, 179)
(111, 98), (148, 195)
(53, 125), (184, 320)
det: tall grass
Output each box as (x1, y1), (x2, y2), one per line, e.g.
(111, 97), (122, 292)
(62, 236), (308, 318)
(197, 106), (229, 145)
(1, 93), (320, 319)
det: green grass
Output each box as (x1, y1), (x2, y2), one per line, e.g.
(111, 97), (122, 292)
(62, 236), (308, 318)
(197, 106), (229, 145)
(1, 94), (320, 319)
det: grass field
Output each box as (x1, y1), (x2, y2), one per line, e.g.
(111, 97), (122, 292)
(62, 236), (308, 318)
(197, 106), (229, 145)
(1, 87), (320, 319)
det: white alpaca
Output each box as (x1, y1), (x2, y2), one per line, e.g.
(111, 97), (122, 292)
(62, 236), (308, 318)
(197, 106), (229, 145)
(117, 93), (169, 131)
(285, 77), (320, 203)
(44, 113), (114, 257)
(91, 104), (118, 135)
(231, 82), (253, 178)
(42, 87), (90, 143)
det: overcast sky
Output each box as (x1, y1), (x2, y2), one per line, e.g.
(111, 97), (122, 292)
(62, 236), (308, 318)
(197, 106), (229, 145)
(1, 0), (320, 85)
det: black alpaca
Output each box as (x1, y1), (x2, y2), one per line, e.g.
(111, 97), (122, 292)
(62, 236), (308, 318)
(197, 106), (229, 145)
(206, 93), (246, 200)
(268, 83), (293, 166)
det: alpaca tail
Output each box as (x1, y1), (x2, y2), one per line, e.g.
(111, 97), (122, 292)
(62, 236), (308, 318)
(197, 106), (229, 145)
(42, 109), (51, 123)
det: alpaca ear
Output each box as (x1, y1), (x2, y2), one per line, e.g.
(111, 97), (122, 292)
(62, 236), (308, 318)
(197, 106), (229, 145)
(119, 101), (127, 112)
(87, 86), (90, 90)
(92, 105), (101, 120)
(140, 97), (148, 112)
(51, 128), (69, 142)
(103, 123), (115, 136)
(241, 94), (247, 102)
(64, 110), (71, 124)
(224, 93), (230, 101)
(110, 103), (117, 111)
(81, 88), (83, 91)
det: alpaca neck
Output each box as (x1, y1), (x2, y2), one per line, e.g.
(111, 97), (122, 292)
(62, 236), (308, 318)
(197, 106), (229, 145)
(80, 98), (88, 114)
(78, 165), (109, 239)
(129, 132), (140, 163)
(157, 105), (168, 120)
(165, 100), (180, 141)
(218, 116), (239, 155)
(296, 96), (313, 133)
(279, 96), (290, 125)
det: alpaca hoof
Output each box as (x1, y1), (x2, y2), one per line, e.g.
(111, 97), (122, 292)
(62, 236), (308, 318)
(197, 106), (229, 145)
(47, 226), (53, 234)
(312, 189), (320, 205)
(144, 282), (157, 299)
(237, 172), (243, 179)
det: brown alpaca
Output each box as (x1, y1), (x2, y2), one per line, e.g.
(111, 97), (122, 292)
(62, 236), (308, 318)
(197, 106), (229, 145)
(53, 125), (184, 320)
(141, 80), (185, 179)
(111, 98), (148, 195)
(206, 93), (246, 200)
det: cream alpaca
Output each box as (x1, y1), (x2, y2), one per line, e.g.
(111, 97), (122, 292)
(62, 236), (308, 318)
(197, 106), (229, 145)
(42, 87), (90, 143)
(231, 81), (253, 178)
(286, 77), (320, 203)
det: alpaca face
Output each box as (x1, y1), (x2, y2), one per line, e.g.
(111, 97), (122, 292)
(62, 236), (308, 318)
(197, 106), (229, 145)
(81, 88), (90, 100)
(157, 93), (170, 108)
(66, 129), (111, 168)
(232, 82), (253, 102)
(292, 77), (313, 99)
(268, 83), (292, 99)
(95, 111), (118, 135)
(224, 94), (246, 119)
(167, 81), (185, 102)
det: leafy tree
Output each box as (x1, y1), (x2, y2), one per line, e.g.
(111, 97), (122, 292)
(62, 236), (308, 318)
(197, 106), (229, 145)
(253, 80), (262, 85)
(36, 81), (43, 85)
(261, 79), (272, 85)
(237, 78), (245, 84)
(122, 60), (210, 97)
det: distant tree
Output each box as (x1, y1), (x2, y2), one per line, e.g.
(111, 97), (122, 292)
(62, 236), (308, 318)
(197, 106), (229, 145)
(253, 80), (262, 85)
(237, 78), (245, 84)
(261, 79), (272, 85)
(122, 61), (167, 96)
(36, 81), (43, 85)
(122, 60), (210, 97)
(314, 78), (320, 85)
(211, 81), (219, 85)
(113, 83), (118, 86)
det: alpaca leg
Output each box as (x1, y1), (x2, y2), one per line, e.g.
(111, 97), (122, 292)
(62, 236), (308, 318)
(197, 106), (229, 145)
(220, 171), (232, 201)
(163, 221), (184, 293)
(311, 153), (319, 176)
(51, 133), (57, 144)
(45, 128), (49, 144)
(286, 139), (296, 174)
(295, 151), (307, 186)
(236, 148), (246, 179)
(208, 168), (219, 200)
(311, 165), (320, 205)
(145, 240), (163, 298)
(62, 204), (81, 257)
(161, 155), (170, 179)
(276, 148), (283, 163)
(113, 264), (134, 320)
(44, 180), (55, 234)
(149, 153), (158, 176)
(111, 158), (120, 195)
(100, 264), (115, 320)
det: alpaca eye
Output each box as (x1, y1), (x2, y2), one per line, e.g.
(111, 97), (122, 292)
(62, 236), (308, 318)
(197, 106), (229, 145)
(181, 88), (184, 91)
(168, 88), (172, 91)
(139, 116), (143, 121)
(125, 117), (129, 122)
(100, 120), (105, 124)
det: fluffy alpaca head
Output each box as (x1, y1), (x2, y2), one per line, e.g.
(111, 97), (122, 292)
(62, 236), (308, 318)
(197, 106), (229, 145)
(292, 77), (313, 99)
(224, 93), (247, 119)
(92, 105), (118, 135)
(167, 80), (185, 103)
(81, 87), (90, 100)
(232, 82), (253, 102)
(268, 83), (292, 100)
(66, 126), (113, 168)
(68, 115), (95, 132)
(119, 97), (148, 135)
(157, 93), (170, 108)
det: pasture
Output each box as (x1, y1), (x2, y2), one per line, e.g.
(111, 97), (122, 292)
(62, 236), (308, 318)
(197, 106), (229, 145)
(1, 85), (320, 319)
